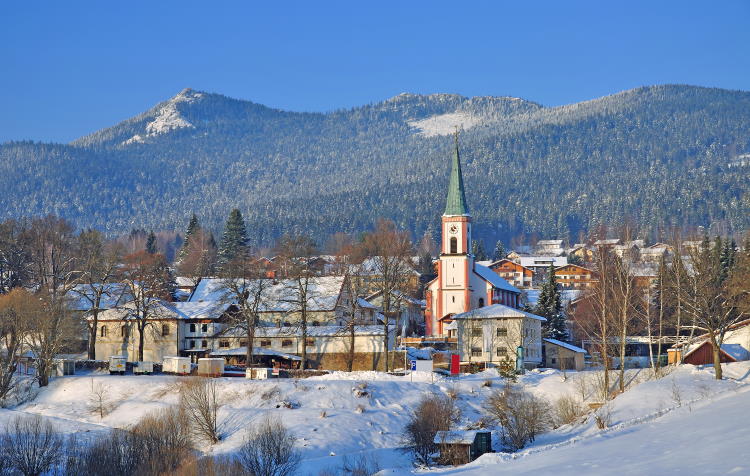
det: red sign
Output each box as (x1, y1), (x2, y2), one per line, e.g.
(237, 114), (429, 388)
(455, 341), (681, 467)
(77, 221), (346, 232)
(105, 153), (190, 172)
(450, 354), (460, 375)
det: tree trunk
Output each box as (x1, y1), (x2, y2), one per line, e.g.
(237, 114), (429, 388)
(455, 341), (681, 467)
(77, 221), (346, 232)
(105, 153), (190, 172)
(88, 316), (97, 360)
(709, 333), (723, 380)
(138, 323), (145, 362)
(348, 325), (355, 372)
(246, 317), (256, 368)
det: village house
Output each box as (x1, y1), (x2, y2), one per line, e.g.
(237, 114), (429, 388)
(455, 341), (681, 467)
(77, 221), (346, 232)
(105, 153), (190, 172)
(534, 239), (565, 256)
(91, 275), (393, 370)
(486, 259), (534, 289)
(364, 289), (424, 336)
(553, 263), (597, 289)
(424, 134), (523, 338)
(518, 256), (568, 285)
(453, 304), (545, 370)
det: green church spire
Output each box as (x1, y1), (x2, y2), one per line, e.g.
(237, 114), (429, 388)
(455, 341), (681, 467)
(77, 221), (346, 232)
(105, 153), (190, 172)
(443, 130), (470, 216)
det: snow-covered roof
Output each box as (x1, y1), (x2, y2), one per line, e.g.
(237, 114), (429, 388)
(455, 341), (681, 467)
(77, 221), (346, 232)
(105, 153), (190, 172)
(175, 276), (196, 288)
(351, 257), (420, 277)
(434, 430), (485, 445)
(452, 304), (546, 321)
(210, 346), (302, 360)
(67, 283), (132, 311)
(96, 299), (227, 321)
(473, 263), (520, 293)
(519, 256), (568, 268)
(221, 325), (389, 338)
(189, 276), (346, 312)
(682, 342), (748, 362)
(357, 297), (377, 309)
(537, 240), (563, 247)
(544, 338), (586, 353)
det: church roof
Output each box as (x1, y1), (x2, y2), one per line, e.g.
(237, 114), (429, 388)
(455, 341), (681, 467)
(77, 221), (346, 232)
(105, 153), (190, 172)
(443, 132), (469, 216)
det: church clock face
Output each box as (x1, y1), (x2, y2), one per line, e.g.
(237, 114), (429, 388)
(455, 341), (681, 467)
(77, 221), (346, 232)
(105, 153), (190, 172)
(449, 224), (458, 234)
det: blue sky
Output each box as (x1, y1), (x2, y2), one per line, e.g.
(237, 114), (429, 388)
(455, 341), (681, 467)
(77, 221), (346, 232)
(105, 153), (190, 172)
(1, 0), (748, 143)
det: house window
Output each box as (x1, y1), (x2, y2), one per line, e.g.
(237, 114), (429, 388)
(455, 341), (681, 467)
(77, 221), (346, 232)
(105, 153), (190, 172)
(496, 328), (507, 337)
(189, 323), (196, 332)
(201, 340), (208, 348)
(260, 340), (271, 347)
(201, 324), (208, 332)
(283, 321), (291, 327)
(239, 340), (248, 347)
(219, 340), (230, 348)
(100, 326), (107, 337)
(496, 347), (508, 357)
(450, 237), (457, 254)
(121, 325), (128, 338)
(312, 321), (320, 326)
(190, 340), (196, 349)
(471, 347), (482, 357)
(162, 324), (170, 336)
(281, 339), (293, 347)
(305, 338), (315, 347)
(478, 298), (485, 308)
(471, 328), (482, 337)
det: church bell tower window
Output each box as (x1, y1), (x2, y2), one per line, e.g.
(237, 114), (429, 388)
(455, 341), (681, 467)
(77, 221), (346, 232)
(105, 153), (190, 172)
(450, 237), (457, 254)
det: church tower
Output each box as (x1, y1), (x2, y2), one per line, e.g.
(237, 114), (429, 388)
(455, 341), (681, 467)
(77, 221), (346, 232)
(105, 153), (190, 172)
(435, 132), (473, 321)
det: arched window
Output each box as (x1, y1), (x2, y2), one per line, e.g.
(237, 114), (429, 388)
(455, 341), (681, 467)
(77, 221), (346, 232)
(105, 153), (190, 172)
(121, 325), (128, 338)
(450, 237), (457, 254)
(478, 298), (485, 308)
(100, 326), (107, 337)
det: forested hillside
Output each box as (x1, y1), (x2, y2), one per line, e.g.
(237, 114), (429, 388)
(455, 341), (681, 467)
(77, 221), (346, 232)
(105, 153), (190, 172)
(1, 85), (748, 245)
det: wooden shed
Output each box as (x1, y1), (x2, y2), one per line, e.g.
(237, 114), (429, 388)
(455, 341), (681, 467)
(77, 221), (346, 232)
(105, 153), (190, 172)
(434, 430), (492, 465)
(543, 338), (586, 371)
(682, 341), (741, 366)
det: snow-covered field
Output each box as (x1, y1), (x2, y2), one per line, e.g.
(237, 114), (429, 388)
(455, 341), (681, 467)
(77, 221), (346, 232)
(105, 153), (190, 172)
(1, 363), (748, 475)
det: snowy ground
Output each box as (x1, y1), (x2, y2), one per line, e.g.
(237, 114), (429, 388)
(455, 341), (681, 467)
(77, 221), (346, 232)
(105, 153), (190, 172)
(1, 363), (748, 475)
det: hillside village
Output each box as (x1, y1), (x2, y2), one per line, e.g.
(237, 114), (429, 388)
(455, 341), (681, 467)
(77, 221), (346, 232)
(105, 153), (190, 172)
(0, 133), (748, 475)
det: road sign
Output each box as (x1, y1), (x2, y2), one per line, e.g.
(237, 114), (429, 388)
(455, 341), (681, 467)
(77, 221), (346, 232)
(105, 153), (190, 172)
(410, 360), (417, 371)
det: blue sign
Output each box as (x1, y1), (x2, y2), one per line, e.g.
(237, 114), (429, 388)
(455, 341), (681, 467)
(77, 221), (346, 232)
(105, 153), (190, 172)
(410, 360), (417, 371)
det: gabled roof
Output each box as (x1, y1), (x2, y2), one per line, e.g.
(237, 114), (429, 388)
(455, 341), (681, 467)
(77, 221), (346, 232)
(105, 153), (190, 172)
(554, 263), (595, 273)
(452, 303), (546, 321)
(519, 256), (568, 268)
(434, 430), (485, 445)
(682, 341), (743, 362)
(544, 338), (586, 353)
(486, 258), (533, 273)
(473, 263), (520, 293)
(188, 276), (346, 312)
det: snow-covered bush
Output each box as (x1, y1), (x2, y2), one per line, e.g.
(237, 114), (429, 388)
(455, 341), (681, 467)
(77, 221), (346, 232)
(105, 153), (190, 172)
(180, 377), (221, 443)
(553, 394), (586, 426)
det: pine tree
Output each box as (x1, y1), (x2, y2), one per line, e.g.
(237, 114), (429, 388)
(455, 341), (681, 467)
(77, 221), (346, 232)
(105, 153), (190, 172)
(218, 208), (248, 265)
(472, 240), (488, 261)
(493, 240), (506, 261)
(145, 231), (158, 254)
(535, 263), (568, 341)
(178, 213), (201, 260)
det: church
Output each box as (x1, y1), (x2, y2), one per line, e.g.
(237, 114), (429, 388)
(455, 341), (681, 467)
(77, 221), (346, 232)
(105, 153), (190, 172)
(424, 135), (523, 337)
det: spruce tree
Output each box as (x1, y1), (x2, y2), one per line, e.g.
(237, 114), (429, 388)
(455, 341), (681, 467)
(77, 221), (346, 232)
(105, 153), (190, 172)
(535, 263), (568, 341)
(145, 231), (158, 254)
(493, 240), (506, 261)
(178, 213), (201, 260)
(218, 208), (248, 265)
(472, 240), (488, 261)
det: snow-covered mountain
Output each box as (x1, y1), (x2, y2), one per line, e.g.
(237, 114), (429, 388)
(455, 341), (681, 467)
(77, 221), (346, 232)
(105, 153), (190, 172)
(1, 84), (749, 242)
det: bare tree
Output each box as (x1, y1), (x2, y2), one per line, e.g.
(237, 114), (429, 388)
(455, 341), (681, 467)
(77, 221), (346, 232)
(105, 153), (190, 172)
(360, 219), (414, 371)
(237, 416), (300, 476)
(119, 250), (172, 362)
(176, 228), (218, 288)
(0, 219), (33, 293)
(338, 260), (370, 372)
(611, 253), (639, 393)
(88, 380), (111, 419)
(2, 415), (64, 476)
(276, 234), (318, 370)
(403, 394), (460, 465)
(72, 230), (124, 360)
(180, 377), (221, 443)
(0, 288), (36, 404)
(683, 236), (749, 379)
(220, 256), (273, 368)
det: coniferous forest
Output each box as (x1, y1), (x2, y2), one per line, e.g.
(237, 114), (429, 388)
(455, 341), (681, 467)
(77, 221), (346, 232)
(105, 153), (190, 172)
(1, 84), (749, 244)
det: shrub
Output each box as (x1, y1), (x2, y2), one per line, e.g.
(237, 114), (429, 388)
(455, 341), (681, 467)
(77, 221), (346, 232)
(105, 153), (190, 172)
(180, 377), (221, 443)
(1, 415), (63, 476)
(340, 453), (381, 475)
(484, 383), (551, 451)
(237, 416), (300, 476)
(554, 395), (585, 426)
(403, 394), (460, 465)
